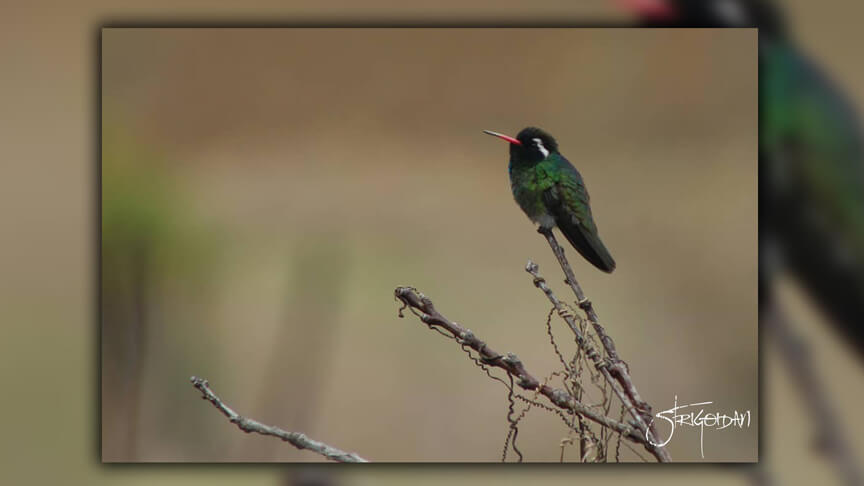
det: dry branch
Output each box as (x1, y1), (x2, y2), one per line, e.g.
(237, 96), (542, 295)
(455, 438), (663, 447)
(764, 305), (863, 486)
(525, 260), (669, 462)
(188, 230), (671, 462)
(394, 286), (664, 459)
(189, 376), (368, 463)
(537, 228), (669, 461)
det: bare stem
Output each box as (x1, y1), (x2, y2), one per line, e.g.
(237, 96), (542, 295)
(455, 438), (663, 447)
(537, 228), (665, 446)
(189, 376), (368, 463)
(538, 228), (621, 360)
(525, 261), (670, 462)
(764, 305), (863, 486)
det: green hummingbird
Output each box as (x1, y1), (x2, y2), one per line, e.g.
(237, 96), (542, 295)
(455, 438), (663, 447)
(625, 0), (864, 357)
(484, 127), (616, 273)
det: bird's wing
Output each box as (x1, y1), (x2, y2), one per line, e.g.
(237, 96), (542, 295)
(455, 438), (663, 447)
(542, 163), (616, 273)
(762, 42), (864, 357)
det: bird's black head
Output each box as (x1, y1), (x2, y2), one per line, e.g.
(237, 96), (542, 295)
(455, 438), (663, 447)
(484, 126), (559, 164)
(619, 0), (785, 37)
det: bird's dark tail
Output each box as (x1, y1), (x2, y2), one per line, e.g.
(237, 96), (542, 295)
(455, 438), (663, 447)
(556, 218), (616, 273)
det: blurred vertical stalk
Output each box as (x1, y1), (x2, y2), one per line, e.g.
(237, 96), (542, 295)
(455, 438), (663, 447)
(764, 303), (863, 486)
(102, 118), (218, 460)
(102, 241), (151, 460)
(253, 235), (349, 460)
(124, 246), (150, 459)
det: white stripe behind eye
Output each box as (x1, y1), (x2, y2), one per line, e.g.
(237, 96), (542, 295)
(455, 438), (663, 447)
(532, 138), (549, 158)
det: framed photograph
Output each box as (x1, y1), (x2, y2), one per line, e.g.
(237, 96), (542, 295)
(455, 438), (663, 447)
(101, 27), (757, 463)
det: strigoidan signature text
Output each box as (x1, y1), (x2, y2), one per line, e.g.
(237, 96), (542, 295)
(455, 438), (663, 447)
(646, 395), (752, 459)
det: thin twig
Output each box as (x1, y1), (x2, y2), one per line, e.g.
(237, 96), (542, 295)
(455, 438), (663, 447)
(538, 228), (621, 359)
(536, 228), (667, 459)
(764, 305), (863, 486)
(543, 306), (593, 461)
(189, 376), (368, 463)
(540, 230), (647, 404)
(394, 286), (659, 457)
(525, 261), (670, 462)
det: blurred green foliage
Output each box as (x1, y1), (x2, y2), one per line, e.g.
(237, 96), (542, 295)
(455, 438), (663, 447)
(101, 112), (228, 460)
(102, 118), (217, 284)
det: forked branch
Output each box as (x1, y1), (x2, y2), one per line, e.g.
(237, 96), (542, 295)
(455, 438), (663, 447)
(537, 228), (666, 459)
(394, 286), (666, 460)
(525, 260), (669, 462)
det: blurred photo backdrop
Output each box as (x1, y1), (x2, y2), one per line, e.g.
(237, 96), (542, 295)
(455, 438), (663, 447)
(5, 0), (864, 484)
(101, 28), (757, 462)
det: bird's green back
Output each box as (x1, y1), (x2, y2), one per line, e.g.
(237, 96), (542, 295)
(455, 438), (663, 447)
(509, 154), (596, 233)
(761, 39), (864, 248)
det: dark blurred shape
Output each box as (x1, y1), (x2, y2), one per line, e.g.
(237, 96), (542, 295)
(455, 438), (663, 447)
(623, 0), (864, 481)
(282, 468), (341, 486)
(623, 0), (785, 33)
(626, 0), (864, 362)
(102, 123), (178, 459)
(102, 119), (222, 460)
(764, 304), (863, 485)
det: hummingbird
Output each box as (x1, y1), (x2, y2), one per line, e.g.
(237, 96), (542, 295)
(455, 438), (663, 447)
(624, 0), (864, 358)
(484, 127), (616, 273)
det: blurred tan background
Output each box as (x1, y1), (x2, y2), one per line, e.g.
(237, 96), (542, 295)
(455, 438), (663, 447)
(101, 28), (756, 462)
(1, 0), (863, 484)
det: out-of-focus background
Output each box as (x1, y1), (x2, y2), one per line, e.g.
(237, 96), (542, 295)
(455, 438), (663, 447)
(1, 0), (863, 484)
(101, 28), (756, 462)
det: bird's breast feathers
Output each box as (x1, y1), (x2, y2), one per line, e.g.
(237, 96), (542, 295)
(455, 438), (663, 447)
(510, 160), (560, 226)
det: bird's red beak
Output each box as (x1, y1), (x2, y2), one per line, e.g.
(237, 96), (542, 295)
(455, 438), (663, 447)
(615, 0), (678, 20)
(483, 130), (522, 146)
